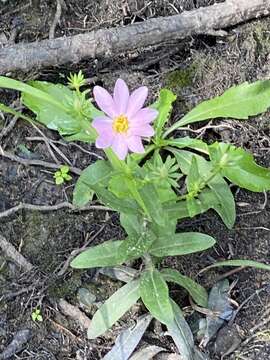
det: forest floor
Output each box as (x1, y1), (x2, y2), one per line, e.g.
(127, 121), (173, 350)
(0, 0), (270, 359)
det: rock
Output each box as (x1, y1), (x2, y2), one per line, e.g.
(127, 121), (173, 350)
(214, 324), (242, 358)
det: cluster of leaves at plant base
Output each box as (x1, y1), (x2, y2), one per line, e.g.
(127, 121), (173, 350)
(1, 74), (270, 360)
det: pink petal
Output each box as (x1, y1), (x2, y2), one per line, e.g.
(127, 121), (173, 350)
(129, 108), (159, 125)
(93, 86), (117, 118)
(127, 136), (145, 153)
(92, 117), (114, 148)
(126, 86), (148, 118)
(96, 131), (114, 148)
(92, 116), (113, 133)
(113, 79), (130, 114)
(129, 124), (155, 137)
(111, 135), (128, 160)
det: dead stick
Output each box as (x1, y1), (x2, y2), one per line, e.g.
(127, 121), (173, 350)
(0, 0), (269, 74)
(0, 234), (33, 271)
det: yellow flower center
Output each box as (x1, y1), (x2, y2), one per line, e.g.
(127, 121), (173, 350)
(113, 114), (129, 133)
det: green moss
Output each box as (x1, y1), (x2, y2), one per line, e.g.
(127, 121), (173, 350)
(165, 63), (197, 92)
(48, 272), (82, 299)
(253, 22), (270, 56)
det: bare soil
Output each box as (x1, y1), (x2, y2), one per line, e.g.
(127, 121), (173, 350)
(0, 1), (269, 359)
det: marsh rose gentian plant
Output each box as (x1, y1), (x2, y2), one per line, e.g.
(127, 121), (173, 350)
(92, 79), (158, 160)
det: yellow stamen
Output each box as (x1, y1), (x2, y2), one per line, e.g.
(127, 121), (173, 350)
(113, 114), (129, 133)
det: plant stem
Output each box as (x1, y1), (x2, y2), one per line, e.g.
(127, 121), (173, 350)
(178, 163), (222, 201)
(143, 253), (154, 271)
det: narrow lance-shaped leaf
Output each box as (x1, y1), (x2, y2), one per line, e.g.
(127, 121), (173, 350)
(165, 80), (270, 132)
(0, 76), (67, 110)
(87, 280), (140, 339)
(70, 240), (123, 269)
(161, 268), (208, 307)
(153, 88), (176, 138)
(118, 231), (156, 263)
(166, 300), (195, 360)
(203, 259), (270, 272)
(164, 137), (209, 154)
(102, 314), (152, 360)
(201, 280), (233, 347)
(139, 269), (174, 325)
(138, 183), (165, 226)
(149, 232), (216, 257)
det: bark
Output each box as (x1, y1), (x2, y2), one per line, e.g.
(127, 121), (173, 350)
(0, 0), (269, 74)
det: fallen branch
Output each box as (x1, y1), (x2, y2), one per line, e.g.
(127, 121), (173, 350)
(0, 0), (269, 74)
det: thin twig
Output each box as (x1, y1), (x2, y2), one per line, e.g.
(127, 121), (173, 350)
(56, 224), (107, 276)
(49, 0), (63, 40)
(26, 136), (104, 160)
(0, 146), (82, 175)
(0, 116), (18, 142)
(0, 201), (111, 220)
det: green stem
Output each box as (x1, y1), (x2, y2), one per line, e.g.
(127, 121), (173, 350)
(178, 163), (222, 201)
(162, 120), (186, 139)
(143, 253), (154, 271)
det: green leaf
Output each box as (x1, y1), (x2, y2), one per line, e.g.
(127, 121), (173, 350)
(205, 259), (270, 271)
(164, 137), (209, 154)
(109, 174), (131, 199)
(150, 214), (177, 238)
(73, 160), (112, 207)
(209, 142), (270, 192)
(64, 131), (95, 143)
(120, 213), (142, 238)
(149, 232), (216, 257)
(166, 300), (195, 360)
(88, 280), (140, 339)
(0, 76), (67, 110)
(172, 150), (236, 228)
(153, 89), (176, 138)
(55, 176), (64, 185)
(60, 165), (70, 174)
(163, 190), (220, 221)
(169, 80), (270, 129)
(94, 186), (139, 214)
(140, 269), (174, 325)
(118, 231), (156, 262)
(186, 156), (200, 193)
(0, 76), (97, 140)
(138, 183), (165, 226)
(22, 81), (77, 132)
(161, 268), (208, 307)
(70, 240), (123, 269)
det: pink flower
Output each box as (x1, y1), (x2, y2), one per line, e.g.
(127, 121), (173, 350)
(92, 79), (158, 160)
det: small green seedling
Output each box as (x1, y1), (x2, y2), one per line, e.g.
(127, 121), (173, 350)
(31, 308), (43, 322)
(54, 165), (72, 185)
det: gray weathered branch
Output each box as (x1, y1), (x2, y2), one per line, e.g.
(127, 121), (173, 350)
(0, 0), (269, 74)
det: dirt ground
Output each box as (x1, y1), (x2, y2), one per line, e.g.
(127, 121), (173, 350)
(0, 0), (270, 359)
